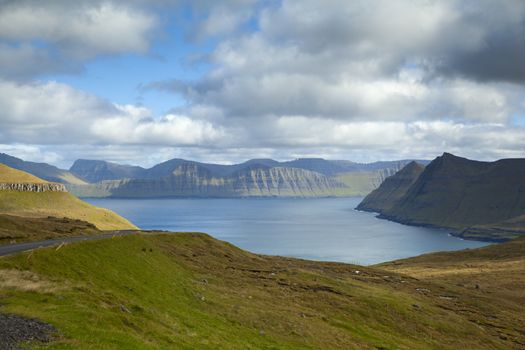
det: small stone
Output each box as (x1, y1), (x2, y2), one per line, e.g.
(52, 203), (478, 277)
(120, 304), (131, 313)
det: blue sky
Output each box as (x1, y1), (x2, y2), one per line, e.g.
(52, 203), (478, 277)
(1, 0), (525, 168)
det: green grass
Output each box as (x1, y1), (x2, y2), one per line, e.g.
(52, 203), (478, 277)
(0, 164), (47, 183)
(0, 191), (136, 231)
(0, 233), (518, 349)
(0, 215), (101, 244)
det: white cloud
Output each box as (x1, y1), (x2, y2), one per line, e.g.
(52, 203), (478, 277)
(0, 1), (157, 79)
(0, 80), (225, 147)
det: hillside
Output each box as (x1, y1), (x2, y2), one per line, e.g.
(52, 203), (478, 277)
(356, 161), (425, 213)
(0, 232), (522, 349)
(380, 236), (525, 346)
(357, 153), (525, 241)
(0, 165), (136, 231)
(0, 163), (48, 183)
(70, 159), (146, 183)
(0, 153), (86, 185)
(0, 215), (100, 244)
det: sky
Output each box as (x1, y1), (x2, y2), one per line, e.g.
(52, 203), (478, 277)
(1, 0), (525, 168)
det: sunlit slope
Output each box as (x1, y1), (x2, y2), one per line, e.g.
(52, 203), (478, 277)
(0, 232), (519, 349)
(0, 153), (86, 185)
(0, 164), (48, 183)
(0, 165), (136, 230)
(380, 237), (525, 346)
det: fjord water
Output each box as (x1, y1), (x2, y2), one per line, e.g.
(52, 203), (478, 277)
(86, 197), (488, 265)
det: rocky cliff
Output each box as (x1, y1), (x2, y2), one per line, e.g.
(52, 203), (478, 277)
(0, 183), (67, 192)
(69, 164), (351, 198)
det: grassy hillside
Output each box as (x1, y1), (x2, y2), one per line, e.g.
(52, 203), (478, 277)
(0, 164), (48, 183)
(0, 233), (521, 349)
(357, 153), (525, 241)
(0, 164), (136, 231)
(385, 153), (525, 229)
(0, 191), (136, 231)
(0, 153), (86, 185)
(0, 215), (100, 244)
(380, 237), (525, 345)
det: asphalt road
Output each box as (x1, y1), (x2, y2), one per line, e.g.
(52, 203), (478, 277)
(0, 231), (139, 257)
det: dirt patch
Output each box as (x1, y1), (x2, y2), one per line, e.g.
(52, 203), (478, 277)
(0, 269), (61, 292)
(0, 313), (56, 349)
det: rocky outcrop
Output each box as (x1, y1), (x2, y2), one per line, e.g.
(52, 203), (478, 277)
(0, 182), (67, 192)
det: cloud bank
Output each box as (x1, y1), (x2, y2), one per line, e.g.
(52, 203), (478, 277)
(1, 0), (525, 166)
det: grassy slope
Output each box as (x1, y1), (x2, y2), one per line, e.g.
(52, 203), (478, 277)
(0, 164), (48, 183)
(334, 172), (380, 196)
(0, 164), (136, 231)
(0, 215), (101, 244)
(0, 233), (519, 349)
(0, 191), (136, 231)
(380, 237), (525, 346)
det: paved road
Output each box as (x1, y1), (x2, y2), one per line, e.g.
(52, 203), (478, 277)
(0, 231), (139, 257)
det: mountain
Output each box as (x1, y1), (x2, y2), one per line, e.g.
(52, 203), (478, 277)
(69, 163), (350, 198)
(67, 156), (426, 198)
(0, 153), (86, 185)
(358, 153), (525, 241)
(0, 164), (136, 230)
(70, 159), (146, 182)
(356, 161), (425, 213)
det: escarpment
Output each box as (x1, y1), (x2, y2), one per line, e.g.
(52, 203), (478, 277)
(0, 182), (67, 192)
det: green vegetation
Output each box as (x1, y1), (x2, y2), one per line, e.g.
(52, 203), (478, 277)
(357, 153), (525, 241)
(356, 162), (424, 212)
(381, 236), (525, 345)
(0, 164), (48, 184)
(0, 153), (86, 185)
(0, 190), (136, 231)
(0, 215), (100, 244)
(0, 233), (521, 349)
(0, 165), (136, 231)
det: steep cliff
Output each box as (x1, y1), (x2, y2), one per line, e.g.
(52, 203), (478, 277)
(0, 183), (66, 192)
(69, 164), (351, 198)
(360, 153), (525, 240)
(356, 161), (424, 212)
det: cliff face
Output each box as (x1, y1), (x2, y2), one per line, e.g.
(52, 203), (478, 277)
(356, 161), (424, 213)
(69, 164), (350, 198)
(383, 153), (525, 229)
(357, 153), (525, 240)
(0, 183), (67, 192)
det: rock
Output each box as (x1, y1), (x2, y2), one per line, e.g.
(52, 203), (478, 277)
(0, 313), (56, 349)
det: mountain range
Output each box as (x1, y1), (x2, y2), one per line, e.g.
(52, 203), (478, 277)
(0, 153), (428, 198)
(357, 152), (525, 241)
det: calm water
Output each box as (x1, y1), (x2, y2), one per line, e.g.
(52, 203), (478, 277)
(86, 197), (489, 265)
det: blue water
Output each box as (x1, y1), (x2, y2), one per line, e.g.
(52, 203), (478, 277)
(86, 197), (489, 265)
